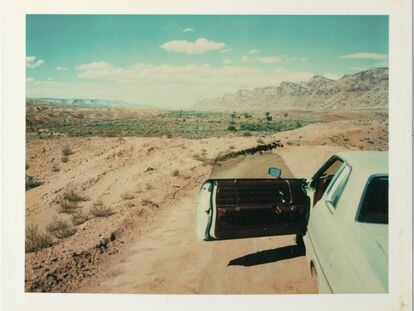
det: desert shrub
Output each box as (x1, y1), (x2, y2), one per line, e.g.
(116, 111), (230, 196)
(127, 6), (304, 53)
(121, 191), (135, 200)
(90, 203), (114, 217)
(227, 124), (237, 132)
(230, 111), (237, 119)
(242, 131), (252, 137)
(52, 164), (60, 172)
(25, 175), (42, 191)
(63, 189), (87, 202)
(171, 169), (180, 176)
(25, 224), (52, 253)
(61, 156), (69, 163)
(71, 210), (90, 226)
(46, 219), (76, 239)
(243, 113), (252, 119)
(62, 146), (73, 156)
(57, 199), (78, 214)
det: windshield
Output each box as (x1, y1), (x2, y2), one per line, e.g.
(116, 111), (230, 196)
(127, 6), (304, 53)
(358, 176), (388, 224)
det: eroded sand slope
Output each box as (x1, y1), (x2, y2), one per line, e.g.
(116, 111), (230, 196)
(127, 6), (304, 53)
(25, 117), (388, 293)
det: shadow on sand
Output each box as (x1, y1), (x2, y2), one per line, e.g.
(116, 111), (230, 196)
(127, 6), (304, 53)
(228, 244), (305, 267)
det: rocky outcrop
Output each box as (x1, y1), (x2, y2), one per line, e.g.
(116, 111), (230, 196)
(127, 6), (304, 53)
(194, 67), (388, 111)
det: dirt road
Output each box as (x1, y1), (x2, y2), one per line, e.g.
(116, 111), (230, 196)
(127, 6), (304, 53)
(89, 147), (344, 294)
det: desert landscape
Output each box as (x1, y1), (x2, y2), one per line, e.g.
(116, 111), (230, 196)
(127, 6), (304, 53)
(25, 67), (388, 293)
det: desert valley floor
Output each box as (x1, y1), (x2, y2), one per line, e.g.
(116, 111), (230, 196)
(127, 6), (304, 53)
(25, 108), (387, 293)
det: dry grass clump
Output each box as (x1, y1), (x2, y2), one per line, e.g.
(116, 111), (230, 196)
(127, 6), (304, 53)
(62, 146), (74, 156)
(90, 201), (114, 217)
(46, 218), (76, 239)
(57, 199), (79, 214)
(141, 199), (159, 209)
(25, 224), (52, 253)
(120, 191), (135, 200)
(52, 164), (60, 172)
(71, 210), (90, 226)
(171, 169), (180, 176)
(61, 156), (69, 163)
(63, 189), (88, 202)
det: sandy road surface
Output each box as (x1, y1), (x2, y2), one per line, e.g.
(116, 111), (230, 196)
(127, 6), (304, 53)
(90, 146), (343, 294)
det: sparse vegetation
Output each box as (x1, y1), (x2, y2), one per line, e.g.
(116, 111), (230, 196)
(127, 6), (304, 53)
(25, 224), (53, 253)
(25, 175), (42, 190)
(26, 108), (315, 139)
(63, 189), (88, 202)
(62, 146), (74, 156)
(61, 156), (69, 163)
(71, 210), (90, 226)
(171, 169), (180, 176)
(90, 202), (114, 217)
(46, 218), (76, 239)
(141, 199), (159, 208)
(52, 164), (60, 172)
(57, 199), (79, 214)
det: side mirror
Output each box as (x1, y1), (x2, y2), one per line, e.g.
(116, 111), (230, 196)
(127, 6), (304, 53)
(268, 167), (282, 178)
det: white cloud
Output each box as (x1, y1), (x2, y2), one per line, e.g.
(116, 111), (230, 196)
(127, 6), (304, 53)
(256, 56), (283, 64)
(242, 55), (283, 64)
(248, 49), (260, 54)
(341, 53), (388, 60)
(241, 55), (254, 63)
(182, 27), (194, 33)
(76, 61), (129, 79)
(161, 38), (225, 54)
(26, 56), (45, 69)
(323, 73), (341, 80)
(220, 48), (233, 53)
(222, 59), (232, 65)
(56, 66), (69, 71)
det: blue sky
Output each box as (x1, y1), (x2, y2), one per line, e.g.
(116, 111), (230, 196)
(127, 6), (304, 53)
(26, 15), (388, 108)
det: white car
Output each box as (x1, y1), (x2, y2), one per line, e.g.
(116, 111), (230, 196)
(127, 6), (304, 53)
(195, 151), (388, 293)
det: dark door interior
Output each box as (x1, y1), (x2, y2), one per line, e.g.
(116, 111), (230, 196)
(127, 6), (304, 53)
(213, 179), (308, 239)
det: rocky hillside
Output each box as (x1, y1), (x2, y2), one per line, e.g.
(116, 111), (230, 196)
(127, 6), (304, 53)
(194, 67), (388, 111)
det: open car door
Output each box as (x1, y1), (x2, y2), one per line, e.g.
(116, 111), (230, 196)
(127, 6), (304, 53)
(196, 178), (309, 241)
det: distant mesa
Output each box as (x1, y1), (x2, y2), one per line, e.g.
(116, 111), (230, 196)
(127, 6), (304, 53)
(193, 67), (388, 111)
(26, 97), (153, 109)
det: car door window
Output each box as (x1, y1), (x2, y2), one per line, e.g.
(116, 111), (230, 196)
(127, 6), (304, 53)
(326, 164), (351, 209)
(312, 158), (344, 206)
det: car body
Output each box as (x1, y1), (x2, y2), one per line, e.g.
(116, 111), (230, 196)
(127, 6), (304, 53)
(195, 151), (388, 293)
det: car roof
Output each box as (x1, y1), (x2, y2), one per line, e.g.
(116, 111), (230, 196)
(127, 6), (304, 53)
(336, 151), (388, 177)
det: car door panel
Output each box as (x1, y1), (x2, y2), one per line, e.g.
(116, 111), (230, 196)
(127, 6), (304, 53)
(198, 178), (308, 240)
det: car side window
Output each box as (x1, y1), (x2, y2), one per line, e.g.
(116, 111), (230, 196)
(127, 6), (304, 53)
(326, 164), (351, 208)
(357, 176), (388, 224)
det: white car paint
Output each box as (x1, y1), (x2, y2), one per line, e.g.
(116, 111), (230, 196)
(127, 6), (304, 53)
(303, 151), (388, 293)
